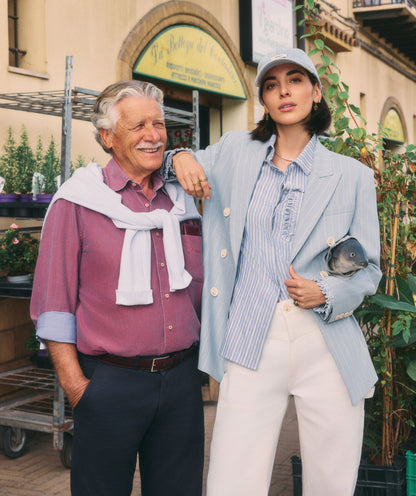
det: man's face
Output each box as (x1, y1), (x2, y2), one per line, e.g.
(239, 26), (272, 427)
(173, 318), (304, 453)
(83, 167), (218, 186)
(102, 96), (167, 182)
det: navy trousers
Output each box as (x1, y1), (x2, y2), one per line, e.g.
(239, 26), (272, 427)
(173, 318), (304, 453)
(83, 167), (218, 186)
(71, 353), (204, 496)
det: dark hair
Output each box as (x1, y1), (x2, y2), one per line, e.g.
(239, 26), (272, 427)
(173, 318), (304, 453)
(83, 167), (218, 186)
(251, 71), (332, 142)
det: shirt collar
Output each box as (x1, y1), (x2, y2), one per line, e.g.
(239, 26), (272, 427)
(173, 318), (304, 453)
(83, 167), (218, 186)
(103, 157), (165, 192)
(293, 135), (317, 176)
(265, 135), (277, 162)
(266, 134), (317, 176)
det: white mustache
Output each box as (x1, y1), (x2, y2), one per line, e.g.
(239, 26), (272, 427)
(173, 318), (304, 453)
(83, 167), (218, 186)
(135, 142), (164, 150)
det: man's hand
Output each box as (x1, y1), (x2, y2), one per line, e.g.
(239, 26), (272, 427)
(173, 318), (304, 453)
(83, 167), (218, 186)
(173, 152), (211, 199)
(284, 265), (326, 308)
(65, 376), (90, 409)
(46, 341), (90, 409)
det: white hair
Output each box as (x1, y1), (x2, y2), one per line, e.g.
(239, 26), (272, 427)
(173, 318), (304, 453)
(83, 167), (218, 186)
(91, 80), (164, 153)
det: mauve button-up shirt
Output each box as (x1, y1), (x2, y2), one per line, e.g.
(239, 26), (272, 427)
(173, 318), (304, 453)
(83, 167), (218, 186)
(31, 158), (203, 357)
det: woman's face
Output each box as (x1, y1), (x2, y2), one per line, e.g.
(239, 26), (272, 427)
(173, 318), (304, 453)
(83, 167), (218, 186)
(261, 62), (321, 130)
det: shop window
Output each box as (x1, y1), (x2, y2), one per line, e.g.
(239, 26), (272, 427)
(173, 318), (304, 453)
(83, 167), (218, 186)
(8, 0), (26, 67)
(413, 115), (416, 147)
(382, 108), (405, 154)
(164, 98), (210, 151)
(8, 0), (46, 73)
(360, 93), (367, 122)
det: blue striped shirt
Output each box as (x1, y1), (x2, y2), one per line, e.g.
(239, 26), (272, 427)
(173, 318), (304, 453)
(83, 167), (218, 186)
(220, 135), (319, 370)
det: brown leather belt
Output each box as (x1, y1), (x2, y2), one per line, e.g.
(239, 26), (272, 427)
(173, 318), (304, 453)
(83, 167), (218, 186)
(93, 343), (199, 372)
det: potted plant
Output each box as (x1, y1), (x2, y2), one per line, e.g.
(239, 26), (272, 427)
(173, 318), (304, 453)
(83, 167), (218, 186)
(0, 223), (39, 283)
(37, 135), (60, 201)
(26, 329), (52, 369)
(70, 154), (87, 175)
(14, 125), (36, 199)
(0, 127), (19, 201)
(291, 2), (416, 493)
(358, 155), (416, 465)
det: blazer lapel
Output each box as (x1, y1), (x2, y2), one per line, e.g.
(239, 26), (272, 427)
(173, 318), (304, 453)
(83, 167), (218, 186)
(290, 142), (342, 261)
(229, 139), (268, 262)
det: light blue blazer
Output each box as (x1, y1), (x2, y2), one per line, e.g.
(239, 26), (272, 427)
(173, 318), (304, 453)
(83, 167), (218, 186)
(192, 131), (381, 405)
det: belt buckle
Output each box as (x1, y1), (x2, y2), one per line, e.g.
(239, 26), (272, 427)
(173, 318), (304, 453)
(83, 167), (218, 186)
(150, 355), (169, 372)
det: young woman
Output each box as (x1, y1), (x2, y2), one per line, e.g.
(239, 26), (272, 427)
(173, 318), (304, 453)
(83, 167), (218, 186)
(165, 48), (381, 496)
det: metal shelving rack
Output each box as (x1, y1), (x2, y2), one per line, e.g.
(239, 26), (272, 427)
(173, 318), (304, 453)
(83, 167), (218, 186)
(0, 367), (71, 436)
(0, 56), (200, 467)
(0, 56), (200, 184)
(0, 366), (73, 467)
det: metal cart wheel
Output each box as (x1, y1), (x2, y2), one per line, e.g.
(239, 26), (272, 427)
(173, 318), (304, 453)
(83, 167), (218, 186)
(1, 426), (27, 459)
(60, 432), (72, 469)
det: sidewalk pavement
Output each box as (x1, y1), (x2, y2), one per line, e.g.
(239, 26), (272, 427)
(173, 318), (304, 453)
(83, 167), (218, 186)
(0, 398), (300, 496)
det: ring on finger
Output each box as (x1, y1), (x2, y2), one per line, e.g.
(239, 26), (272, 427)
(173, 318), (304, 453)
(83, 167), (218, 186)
(294, 300), (299, 306)
(192, 181), (200, 187)
(199, 177), (208, 182)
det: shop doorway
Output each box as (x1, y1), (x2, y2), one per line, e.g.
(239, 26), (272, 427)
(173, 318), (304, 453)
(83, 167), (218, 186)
(164, 97), (210, 151)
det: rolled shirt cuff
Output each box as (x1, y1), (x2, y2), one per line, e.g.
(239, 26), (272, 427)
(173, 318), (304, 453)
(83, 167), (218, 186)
(36, 311), (77, 344)
(161, 148), (193, 180)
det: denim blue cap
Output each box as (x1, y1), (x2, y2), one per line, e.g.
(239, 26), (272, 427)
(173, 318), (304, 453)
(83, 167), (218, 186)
(255, 48), (321, 103)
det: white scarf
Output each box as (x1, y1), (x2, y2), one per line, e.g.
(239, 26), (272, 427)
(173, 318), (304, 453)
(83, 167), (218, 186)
(45, 163), (201, 306)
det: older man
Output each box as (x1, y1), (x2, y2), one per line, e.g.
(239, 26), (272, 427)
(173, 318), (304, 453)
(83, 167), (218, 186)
(31, 81), (204, 496)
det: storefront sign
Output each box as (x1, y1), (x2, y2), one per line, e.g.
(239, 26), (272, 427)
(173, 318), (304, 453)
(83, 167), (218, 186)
(134, 25), (246, 99)
(240, 0), (294, 63)
(383, 109), (405, 143)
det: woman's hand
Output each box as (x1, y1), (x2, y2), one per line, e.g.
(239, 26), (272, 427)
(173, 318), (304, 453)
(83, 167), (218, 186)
(284, 265), (326, 308)
(173, 152), (211, 199)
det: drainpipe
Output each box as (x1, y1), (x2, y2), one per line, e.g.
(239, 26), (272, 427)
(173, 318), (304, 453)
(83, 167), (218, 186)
(295, 0), (305, 50)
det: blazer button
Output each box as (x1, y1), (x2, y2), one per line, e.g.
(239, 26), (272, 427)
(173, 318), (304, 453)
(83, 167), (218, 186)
(220, 249), (227, 258)
(320, 270), (329, 278)
(210, 287), (219, 297)
(327, 237), (335, 246)
(223, 207), (231, 217)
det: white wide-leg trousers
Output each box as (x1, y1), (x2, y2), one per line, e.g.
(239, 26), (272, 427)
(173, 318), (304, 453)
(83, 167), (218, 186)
(207, 300), (365, 496)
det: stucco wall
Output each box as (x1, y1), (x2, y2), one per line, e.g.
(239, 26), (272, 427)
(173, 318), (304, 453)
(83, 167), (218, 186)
(0, 0), (246, 164)
(311, 0), (415, 144)
(0, 0), (414, 167)
(334, 41), (414, 142)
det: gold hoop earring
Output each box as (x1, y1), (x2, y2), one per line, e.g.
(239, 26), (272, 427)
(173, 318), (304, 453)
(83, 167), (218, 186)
(265, 112), (269, 121)
(313, 102), (318, 112)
